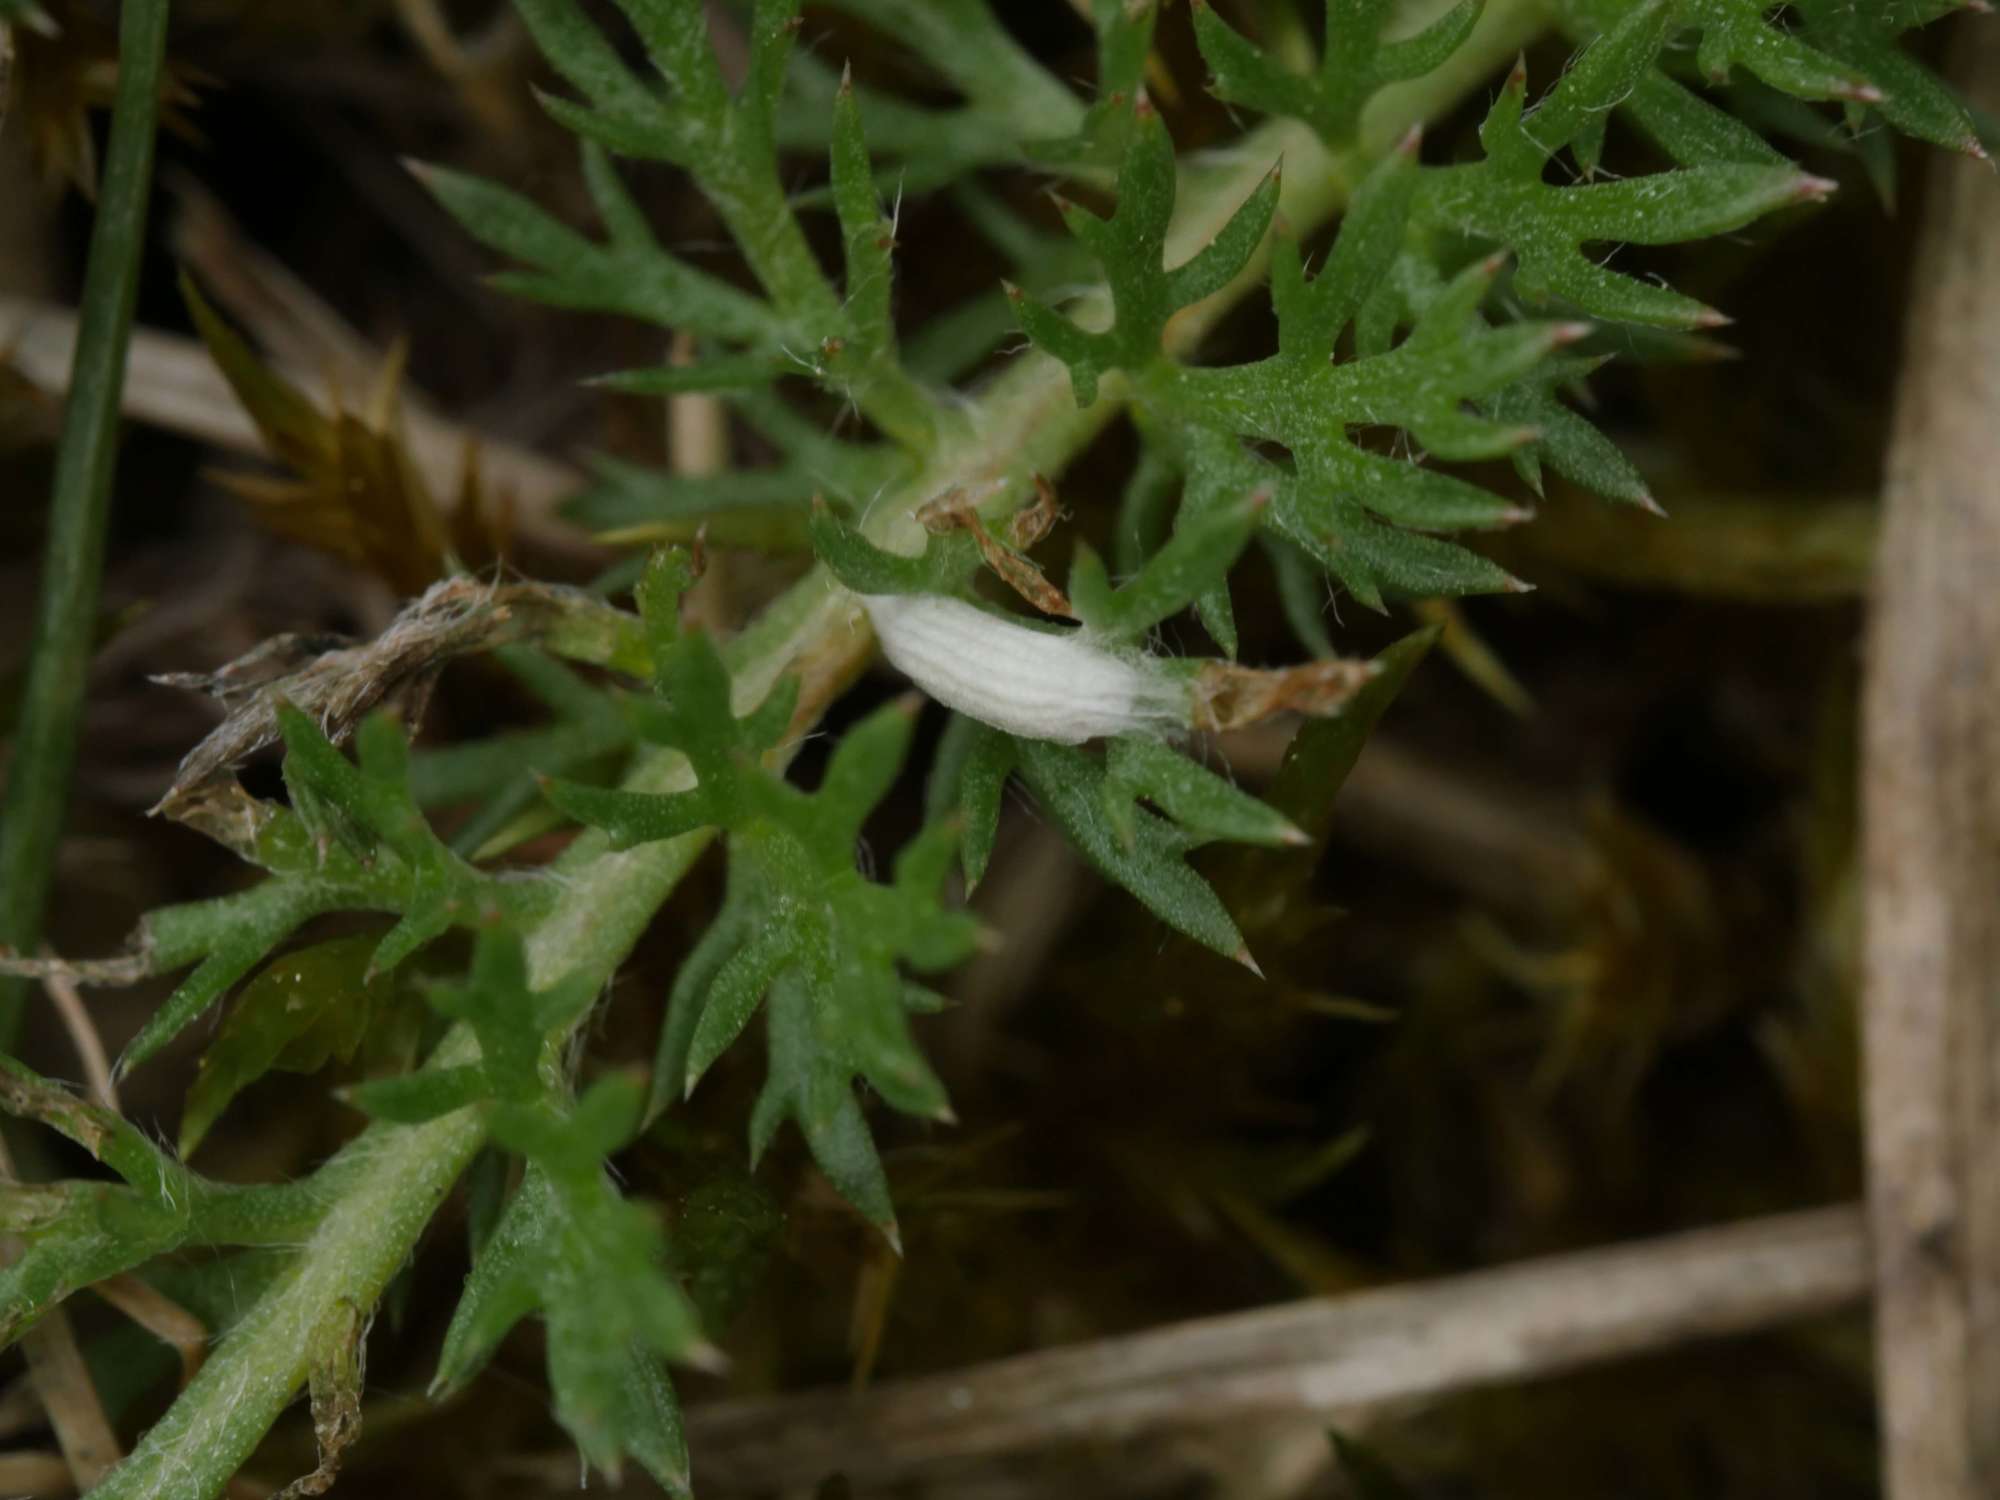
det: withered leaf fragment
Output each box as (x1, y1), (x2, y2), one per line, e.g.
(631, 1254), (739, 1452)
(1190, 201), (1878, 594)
(184, 273), (510, 593)
(916, 476), (1076, 619)
(152, 577), (646, 818)
(1191, 658), (1379, 734)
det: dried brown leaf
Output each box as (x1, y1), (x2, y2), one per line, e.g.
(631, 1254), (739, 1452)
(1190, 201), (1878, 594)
(1191, 658), (1377, 733)
(9, 13), (199, 195)
(917, 480), (1076, 620)
(184, 274), (512, 593)
(149, 576), (641, 819)
(273, 1301), (366, 1500)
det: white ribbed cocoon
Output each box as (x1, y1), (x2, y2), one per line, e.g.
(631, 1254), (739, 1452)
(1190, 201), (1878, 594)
(861, 593), (1185, 744)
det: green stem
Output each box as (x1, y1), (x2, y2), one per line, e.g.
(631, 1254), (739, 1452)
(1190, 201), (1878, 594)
(89, 7), (1552, 1494)
(703, 152), (844, 333)
(0, 0), (171, 1051)
(90, 1039), (487, 1499)
(699, 148), (941, 452)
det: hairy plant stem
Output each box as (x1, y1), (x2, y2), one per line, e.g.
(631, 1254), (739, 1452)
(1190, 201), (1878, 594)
(698, 152), (939, 450)
(0, 0), (171, 1051)
(90, 7), (1551, 1493)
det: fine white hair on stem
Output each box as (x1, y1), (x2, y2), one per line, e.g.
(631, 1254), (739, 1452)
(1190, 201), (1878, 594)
(861, 593), (1185, 745)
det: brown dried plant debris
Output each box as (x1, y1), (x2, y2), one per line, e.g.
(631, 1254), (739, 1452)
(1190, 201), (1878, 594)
(273, 1300), (367, 1500)
(184, 273), (512, 595)
(1191, 657), (1378, 734)
(150, 575), (642, 820)
(917, 475), (1077, 620)
(8, 7), (201, 196)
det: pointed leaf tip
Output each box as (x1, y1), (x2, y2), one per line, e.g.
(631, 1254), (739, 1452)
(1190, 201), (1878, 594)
(686, 1340), (730, 1375)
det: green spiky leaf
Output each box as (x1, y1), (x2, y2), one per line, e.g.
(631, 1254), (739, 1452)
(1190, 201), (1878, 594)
(1011, 100), (1280, 406)
(933, 720), (1304, 963)
(543, 570), (977, 1234)
(434, 1154), (698, 1492)
(1192, 0), (1484, 146)
(114, 709), (552, 1074)
(417, 148), (786, 346)
(1414, 9), (1832, 330)
(0, 1059), (335, 1348)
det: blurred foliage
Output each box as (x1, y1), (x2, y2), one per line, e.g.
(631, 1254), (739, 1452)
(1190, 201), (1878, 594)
(3, 2), (202, 194)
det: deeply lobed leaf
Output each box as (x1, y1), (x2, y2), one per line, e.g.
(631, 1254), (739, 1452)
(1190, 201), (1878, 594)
(540, 567), (978, 1238)
(1011, 99), (1279, 407)
(1192, 0), (1484, 147)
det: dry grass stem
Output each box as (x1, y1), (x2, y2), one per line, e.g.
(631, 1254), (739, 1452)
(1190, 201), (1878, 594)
(90, 1275), (208, 1388)
(1861, 18), (2000, 1498)
(0, 1450), (73, 1496)
(39, 952), (115, 1111)
(684, 1206), (1868, 1491)
(0, 296), (589, 557)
